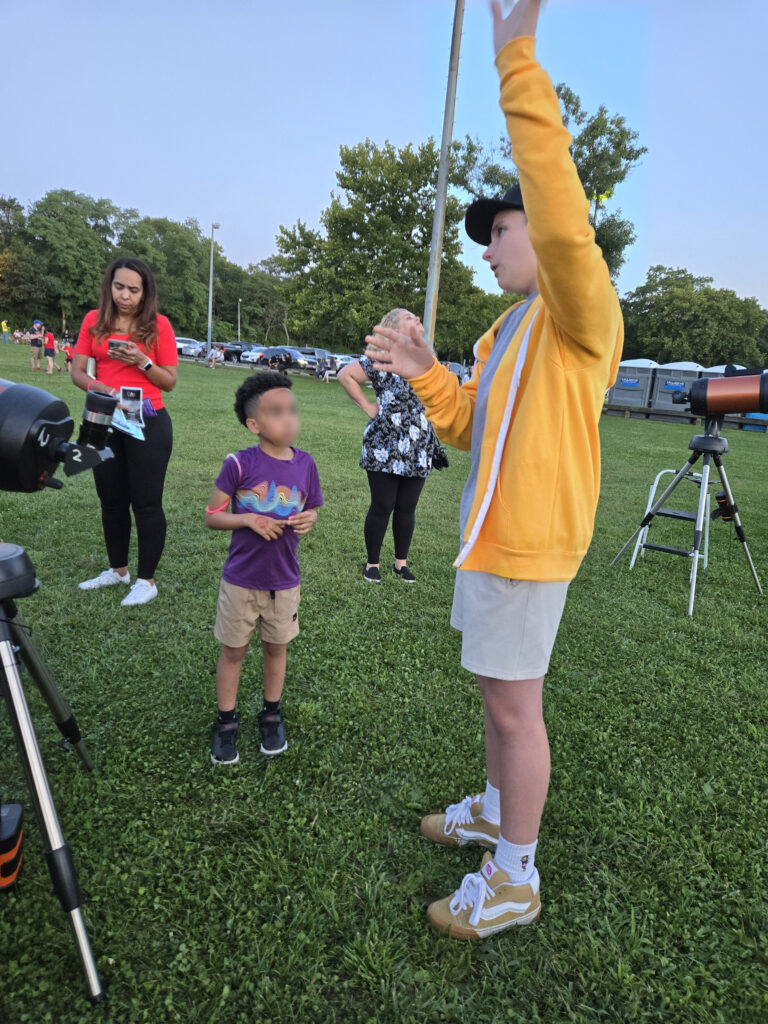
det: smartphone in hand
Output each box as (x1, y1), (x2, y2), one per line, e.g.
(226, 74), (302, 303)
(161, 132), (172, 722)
(108, 338), (131, 355)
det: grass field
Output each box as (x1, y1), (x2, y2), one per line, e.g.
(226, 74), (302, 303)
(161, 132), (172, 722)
(0, 343), (767, 1024)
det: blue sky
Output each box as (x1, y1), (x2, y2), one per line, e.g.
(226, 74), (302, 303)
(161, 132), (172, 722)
(3, 0), (766, 308)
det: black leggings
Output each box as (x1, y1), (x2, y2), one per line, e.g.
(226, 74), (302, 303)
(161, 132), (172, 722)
(364, 470), (426, 564)
(92, 408), (173, 579)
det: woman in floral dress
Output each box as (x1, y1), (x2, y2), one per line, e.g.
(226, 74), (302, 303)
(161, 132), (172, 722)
(338, 308), (435, 583)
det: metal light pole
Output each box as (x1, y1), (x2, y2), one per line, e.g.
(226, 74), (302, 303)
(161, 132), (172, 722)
(206, 222), (220, 353)
(423, 0), (465, 349)
(237, 297), (241, 344)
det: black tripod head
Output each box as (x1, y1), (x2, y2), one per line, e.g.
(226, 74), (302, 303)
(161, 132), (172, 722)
(0, 380), (117, 493)
(0, 544), (37, 603)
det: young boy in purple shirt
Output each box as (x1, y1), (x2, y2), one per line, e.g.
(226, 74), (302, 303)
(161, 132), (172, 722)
(206, 372), (323, 764)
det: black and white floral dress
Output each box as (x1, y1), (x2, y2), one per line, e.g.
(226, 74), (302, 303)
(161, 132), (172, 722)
(358, 356), (434, 478)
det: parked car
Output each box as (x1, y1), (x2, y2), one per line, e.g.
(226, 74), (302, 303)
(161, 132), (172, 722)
(240, 346), (266, 364)
(333, 354), (358, 369)
(219, 342), (245, 362)
(175, 336), (200, 355)
(299, 347), (331, 366)
(255, 346), (311, 369)
(181, 341), (204, 358)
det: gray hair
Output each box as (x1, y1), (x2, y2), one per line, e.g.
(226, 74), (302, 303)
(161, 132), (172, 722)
(380, 307), (409, 329)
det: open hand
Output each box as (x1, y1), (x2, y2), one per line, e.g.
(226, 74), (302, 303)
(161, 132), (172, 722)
(491, 0), (542, 55)
(364, 322), (436, 381)
(287, 509), (318, 535)
(248, 514), (285, 541)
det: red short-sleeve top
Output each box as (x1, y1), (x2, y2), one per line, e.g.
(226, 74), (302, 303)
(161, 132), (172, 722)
(75, 310), (178, 409)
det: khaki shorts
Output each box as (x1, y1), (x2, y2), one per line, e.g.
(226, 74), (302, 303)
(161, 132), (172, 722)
(451, 570), (569, 681)
(214, 579), (300, 648)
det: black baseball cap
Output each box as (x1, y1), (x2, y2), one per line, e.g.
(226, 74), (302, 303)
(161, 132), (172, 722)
(464, 183), (524, 246)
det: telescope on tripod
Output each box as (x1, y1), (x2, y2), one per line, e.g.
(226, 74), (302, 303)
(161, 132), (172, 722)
(612, 368), (767, 615)
(1, 378), (119, 1004)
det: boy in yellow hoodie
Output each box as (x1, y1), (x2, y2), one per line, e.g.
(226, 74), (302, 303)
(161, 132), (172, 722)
(367, 0), (623, 939)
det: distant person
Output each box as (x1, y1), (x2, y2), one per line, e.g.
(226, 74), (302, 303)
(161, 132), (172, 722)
(13, 329), (22, 344)
(61, 339), (75, 372)
(314, 357), (328, 381)
(1, 319), (8, 344)
(44, 328), (61, 373)
(72, 257), (178, 607)
(206, 372), (322, 765)
(29, 320), (43, 370)
(338, 308), (435, 584)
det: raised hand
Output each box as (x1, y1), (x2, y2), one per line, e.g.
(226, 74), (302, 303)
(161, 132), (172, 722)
(491, 0), (542, 55)
(364, 322), (436, 381)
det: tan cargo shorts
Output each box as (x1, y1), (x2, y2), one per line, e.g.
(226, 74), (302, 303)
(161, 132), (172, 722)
(214, 579), (301, 648)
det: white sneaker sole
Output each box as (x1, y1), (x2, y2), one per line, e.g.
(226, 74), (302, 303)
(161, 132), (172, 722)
(121, 590), (158, 607)
(79, 576), (130, 590)
(260, 741), (288, 756)
(210, 752), (240, 766)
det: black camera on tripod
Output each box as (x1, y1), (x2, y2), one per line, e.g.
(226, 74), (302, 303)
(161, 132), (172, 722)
(0, 378), (117, 493)
(0, 378), (113, 1002)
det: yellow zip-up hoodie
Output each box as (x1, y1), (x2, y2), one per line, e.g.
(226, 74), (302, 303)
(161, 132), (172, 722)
(409, 36), (623, 582)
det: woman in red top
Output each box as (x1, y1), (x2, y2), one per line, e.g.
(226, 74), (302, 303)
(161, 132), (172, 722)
(72, 257), (178, 607)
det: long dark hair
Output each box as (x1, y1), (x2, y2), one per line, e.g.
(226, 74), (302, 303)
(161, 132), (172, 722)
(90, 257), (159, 352)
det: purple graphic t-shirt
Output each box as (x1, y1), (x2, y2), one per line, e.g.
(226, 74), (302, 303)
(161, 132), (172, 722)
(215, 445), (323, 591)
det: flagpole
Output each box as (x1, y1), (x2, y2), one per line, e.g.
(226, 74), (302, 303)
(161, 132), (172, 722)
(423, 0), (466, 349)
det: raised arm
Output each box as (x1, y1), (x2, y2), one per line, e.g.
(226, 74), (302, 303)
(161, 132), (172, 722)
(491, 0), (620, 361)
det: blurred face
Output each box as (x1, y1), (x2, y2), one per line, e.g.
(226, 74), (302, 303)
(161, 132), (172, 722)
(397, 310), (423, 333)
(483, 209), (538, 296)
(247, 387), (299, 447)
(112, 268), (144, 318)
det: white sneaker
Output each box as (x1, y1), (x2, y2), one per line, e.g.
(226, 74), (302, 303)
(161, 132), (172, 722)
(79, 569), (131, 591)
(121, 579), (158, 607)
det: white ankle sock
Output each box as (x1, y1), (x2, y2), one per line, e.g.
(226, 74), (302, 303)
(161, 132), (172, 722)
(481, 780), (501, 824)
(494, 834), (537, 884)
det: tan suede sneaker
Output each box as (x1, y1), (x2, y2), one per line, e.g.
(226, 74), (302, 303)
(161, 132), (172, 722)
(427, 852), (541, 940)
(420, 794), (500, 848)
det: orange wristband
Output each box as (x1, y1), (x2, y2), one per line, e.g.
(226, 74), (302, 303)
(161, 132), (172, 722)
(206, 500), (230, 514)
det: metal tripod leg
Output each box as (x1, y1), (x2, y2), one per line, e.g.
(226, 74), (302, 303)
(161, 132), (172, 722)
(0, 631), (104, 1004)
(714, 455), (763, 595)
(6, 603), (94, 772)
(687, 453), (712, 616)
(611, 451), (701, 566)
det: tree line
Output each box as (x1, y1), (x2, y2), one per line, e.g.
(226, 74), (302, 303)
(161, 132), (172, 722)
(2, 83), (765, 365)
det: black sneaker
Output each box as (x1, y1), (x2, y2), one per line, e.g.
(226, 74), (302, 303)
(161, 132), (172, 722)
(363, 565), (381, 583)
(393, 563), (416, 583)
(258, 706), (288, 756)
(210, 715), (240, 765)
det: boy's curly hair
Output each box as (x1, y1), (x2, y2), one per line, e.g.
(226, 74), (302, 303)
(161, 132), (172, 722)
(234, 372), (292, 425)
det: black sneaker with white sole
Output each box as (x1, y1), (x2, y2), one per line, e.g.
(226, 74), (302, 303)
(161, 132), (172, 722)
(393, 563), (416, 583)
(363, 565), (381, 583)
(210, 715), (240, 765)
(257, 706), (288, 756)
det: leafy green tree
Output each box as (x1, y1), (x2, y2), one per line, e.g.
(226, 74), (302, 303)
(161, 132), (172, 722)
(26, 190), (128, 331)
(621, 265), (767, 366)
(271, 138), (497, 355)
(465, 84), (646, 279)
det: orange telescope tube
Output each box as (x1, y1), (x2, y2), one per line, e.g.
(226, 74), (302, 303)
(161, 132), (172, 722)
(688, 374), (768, 416)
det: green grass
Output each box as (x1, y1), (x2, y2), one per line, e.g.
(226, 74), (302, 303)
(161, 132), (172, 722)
(0, 344), (767, 1023)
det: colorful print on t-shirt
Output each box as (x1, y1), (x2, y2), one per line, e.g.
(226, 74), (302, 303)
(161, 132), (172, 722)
(234, 481), (307, 518)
